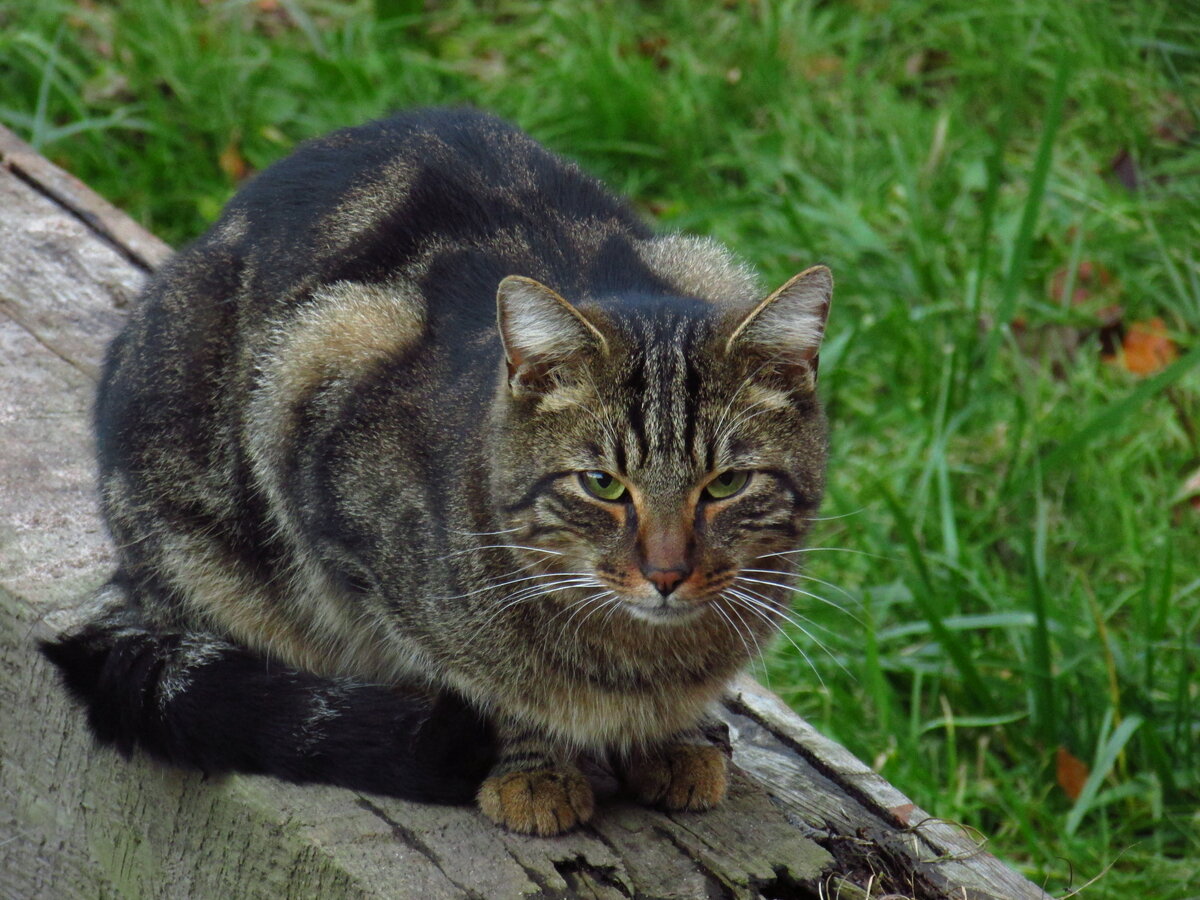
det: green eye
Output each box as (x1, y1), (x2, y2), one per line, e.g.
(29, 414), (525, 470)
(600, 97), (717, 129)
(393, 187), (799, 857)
(704, 470), (750, 500)
(579, 471), (628, 502)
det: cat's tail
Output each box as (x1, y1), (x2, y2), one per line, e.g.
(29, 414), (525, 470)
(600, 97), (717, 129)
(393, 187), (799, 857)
(37, 578), (493, 803)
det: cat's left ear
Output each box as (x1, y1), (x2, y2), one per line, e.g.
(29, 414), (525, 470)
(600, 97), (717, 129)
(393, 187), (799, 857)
(497, 275), (608, 395)
(726, 265), (832, 392)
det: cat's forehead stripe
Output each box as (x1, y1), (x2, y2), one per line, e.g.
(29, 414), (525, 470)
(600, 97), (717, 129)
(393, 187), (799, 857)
(614, 315), (710, 479)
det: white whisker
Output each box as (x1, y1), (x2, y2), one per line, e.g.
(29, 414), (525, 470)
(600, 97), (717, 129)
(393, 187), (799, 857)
(735, 574), (863, 624)
(802, 508), (867, 523)
(742, 568), (861, 611)
(710, 358), (775, 446)
(599, 595), (629, 629)
(447, 525), (525, 537)
(711, 600), (763, 683)
(576, 368), (622, 451)
(725, 588), (827, 690)
(569, 591), (621, 641)
(754, 546), (879, 560)
(491, 577), (601, 616)
(721, 596), (770, 684)
(546, 585), (613, 630)
(728, 586), (850, 681)
(436, 543), (564, 561)
(432, 567), (579, 602)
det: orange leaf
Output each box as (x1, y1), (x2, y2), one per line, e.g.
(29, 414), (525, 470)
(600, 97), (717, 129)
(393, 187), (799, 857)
(1110, 317), (1178, 376)
(219, 137), (248, 182)
(1056, 746), (1089, 800)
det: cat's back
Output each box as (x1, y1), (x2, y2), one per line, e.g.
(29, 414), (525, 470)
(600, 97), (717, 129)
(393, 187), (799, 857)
(223, 108), (655, 320)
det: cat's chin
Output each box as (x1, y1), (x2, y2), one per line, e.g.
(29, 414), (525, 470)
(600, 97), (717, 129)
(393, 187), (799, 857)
(621, 599), (708, 626)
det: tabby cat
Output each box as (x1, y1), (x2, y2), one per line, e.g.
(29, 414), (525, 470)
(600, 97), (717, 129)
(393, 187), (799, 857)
(40, 108), (832, 836)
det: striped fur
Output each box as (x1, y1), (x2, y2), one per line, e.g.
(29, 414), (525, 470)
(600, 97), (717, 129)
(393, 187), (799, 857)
(41, 108), (832, 834)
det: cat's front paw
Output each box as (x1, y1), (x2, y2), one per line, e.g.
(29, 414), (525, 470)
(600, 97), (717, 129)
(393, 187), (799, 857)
(622, 742), (729, 812)
(477, 767), (594, 836)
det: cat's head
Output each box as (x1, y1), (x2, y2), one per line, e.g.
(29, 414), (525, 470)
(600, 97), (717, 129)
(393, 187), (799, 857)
(490, 266), (831, 624)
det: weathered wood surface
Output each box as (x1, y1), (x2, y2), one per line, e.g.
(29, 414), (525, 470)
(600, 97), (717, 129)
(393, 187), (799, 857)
(0, 124), (1053, 900)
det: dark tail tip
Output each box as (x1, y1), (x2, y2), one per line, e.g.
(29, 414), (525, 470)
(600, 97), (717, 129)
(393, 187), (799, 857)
(39, 629), (109, 709)
(40, 619), (177, 757)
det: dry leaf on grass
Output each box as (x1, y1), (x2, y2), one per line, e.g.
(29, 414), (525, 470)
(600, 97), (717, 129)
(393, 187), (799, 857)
(219, 135), (249, 183)
(1105, 317), (1179, 376)
(1056, 746), (1089, 801)
(634, 35), (671, 70)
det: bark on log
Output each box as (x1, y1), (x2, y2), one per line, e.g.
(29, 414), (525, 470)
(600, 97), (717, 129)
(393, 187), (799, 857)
(0, 124), (1053, 900)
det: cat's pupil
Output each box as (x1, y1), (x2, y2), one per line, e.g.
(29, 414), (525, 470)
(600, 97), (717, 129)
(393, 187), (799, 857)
(580, 471), (628, 501)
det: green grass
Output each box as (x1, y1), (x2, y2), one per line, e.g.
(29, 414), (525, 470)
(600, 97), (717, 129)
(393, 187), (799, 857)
(4, 0), (1198, 895)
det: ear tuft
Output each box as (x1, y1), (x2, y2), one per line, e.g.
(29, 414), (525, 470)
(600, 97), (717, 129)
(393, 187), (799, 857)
(727, 265), (832, 392)
(496, 276), (606, 394)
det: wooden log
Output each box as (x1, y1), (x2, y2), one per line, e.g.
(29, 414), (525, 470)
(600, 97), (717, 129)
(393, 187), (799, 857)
(0, 124), (1052, 900)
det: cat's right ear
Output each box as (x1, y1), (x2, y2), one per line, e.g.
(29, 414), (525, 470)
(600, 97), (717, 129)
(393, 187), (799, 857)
(496, 276), (607, 395)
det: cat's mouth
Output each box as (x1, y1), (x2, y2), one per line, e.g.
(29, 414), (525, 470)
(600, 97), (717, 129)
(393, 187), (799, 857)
(620, 595), (709, 625)
(587, 569), (727, 625)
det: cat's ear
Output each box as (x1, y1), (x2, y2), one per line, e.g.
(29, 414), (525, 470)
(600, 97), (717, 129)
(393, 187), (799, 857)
(497, 275), (607, 394)
(726, 265), (832, 393)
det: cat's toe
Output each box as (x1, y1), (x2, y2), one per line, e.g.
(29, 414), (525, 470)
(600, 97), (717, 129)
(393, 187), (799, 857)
(477, 767), (594, 836)
(624, 743), (729, 811)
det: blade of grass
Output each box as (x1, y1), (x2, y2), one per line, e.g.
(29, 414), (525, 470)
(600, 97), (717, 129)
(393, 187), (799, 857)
(980, 49), (1072, 379)
(1140, 201), (1198, 325)
(877, 482), (994, 708)
(1028, 478), (1058, 746)
(1065, 711), (1144, 836)
(862, 588), (889, 734)
(965, 31), (1022, 327)
(30, 23), (65, 150)
(877, 611), (1039, 641)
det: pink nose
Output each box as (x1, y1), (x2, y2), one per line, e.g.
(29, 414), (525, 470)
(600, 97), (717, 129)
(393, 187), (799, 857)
(643, 567), (689, 597)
